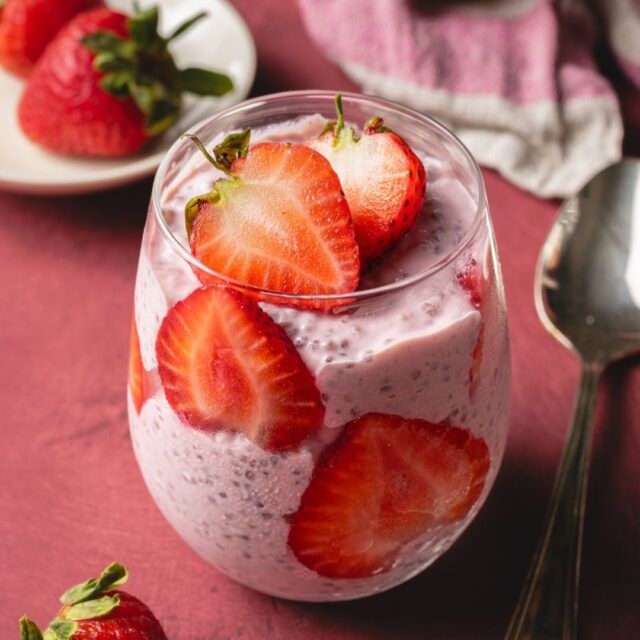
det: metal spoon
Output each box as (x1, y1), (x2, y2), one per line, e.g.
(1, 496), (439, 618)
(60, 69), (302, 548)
(505, 159), (640, 639)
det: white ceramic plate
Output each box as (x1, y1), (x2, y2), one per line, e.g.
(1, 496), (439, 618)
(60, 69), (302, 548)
(0, 0), (256, 195)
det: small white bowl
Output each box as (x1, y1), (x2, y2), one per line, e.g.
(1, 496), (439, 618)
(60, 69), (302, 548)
(0, 0), (256, 195)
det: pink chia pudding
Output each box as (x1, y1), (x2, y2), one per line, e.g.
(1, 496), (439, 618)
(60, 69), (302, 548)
(128, 94), (510, 602)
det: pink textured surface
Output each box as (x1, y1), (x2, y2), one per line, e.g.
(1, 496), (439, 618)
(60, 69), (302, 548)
(1, 1), (639, 638)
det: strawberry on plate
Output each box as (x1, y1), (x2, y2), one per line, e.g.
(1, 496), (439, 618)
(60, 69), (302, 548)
(184, 131), (360, 307)
(306, 95), (427, 264)
(456, 257), (485, 395)
(18, 5), (233, 157)
(128, 315), (146, 414)
(0, 0), (97, 77)
(156, 285), (325, 451)
(19, 562), (167, 640)
(288, 413), (490, 579)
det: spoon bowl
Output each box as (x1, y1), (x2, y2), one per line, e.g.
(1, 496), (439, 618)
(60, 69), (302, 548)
(536, 159), (640, 364)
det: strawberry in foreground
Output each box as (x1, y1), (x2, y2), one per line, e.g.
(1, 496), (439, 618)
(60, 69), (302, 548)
(129, 316), (146, 414)
(0, 0), (97, 76)
(19, 562), (167, 640)
(306, 94), (427, 264)
(18, 5), (233, 157)
(184, 130), (360, 306)
(288, 413), (490, 579)
(156, 285), (325, 451)
(456, 257), (485, 395)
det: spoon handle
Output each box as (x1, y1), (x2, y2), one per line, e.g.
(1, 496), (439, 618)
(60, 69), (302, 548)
(505, 362), (602, 640)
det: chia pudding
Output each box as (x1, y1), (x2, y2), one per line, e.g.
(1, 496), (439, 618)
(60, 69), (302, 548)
(128, 95), (510, 602)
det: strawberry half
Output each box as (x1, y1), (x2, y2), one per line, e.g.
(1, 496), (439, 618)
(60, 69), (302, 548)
(0, 0), (98, 77)
(288, 413), (490, 579)
(456, 258), (485, 395)
(20, 562), (167, 640)
(128, 315), (146, 414)
(306, 95), (427, 264)
(18, 5), (233, 157)
(156, 285), (325, 451)
(184, 131), (360, 307)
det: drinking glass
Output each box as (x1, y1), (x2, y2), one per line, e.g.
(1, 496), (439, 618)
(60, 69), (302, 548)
(128, 91), (510, 602)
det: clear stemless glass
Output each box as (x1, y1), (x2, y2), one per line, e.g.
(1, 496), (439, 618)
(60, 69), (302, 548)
(128, 91), (510, 602)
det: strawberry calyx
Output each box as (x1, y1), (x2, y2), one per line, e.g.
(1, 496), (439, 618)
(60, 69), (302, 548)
(183, 130), (250, 236)
(363, 115), (390, 134)
(321, 94), (391, 145)
(20, 563), (129, 640)
(184, 129), (250, 175)
(82, 6), (233, 135)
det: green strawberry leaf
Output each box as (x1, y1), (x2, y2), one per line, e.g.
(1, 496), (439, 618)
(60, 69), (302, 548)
(183, 130), (249, 176)
(94, 52), (134, 73)
(129, 6), (160, 48)
(60, 563), (128, 606)
(364, 116), (390, 134)
(19, 617), (44, 640)
(168, 11), (208, 41)
(100, 72), (132, 97)
(319, 119), (337, 137)
(81, 32), (134, 58)
(185, 192), (221, 239)
(45, 621), (77, 640)
(213, 129), (251, 171)
(64, 595), (120, 621)
(179, 68), (233, 96)
(146, 99), (180, 136)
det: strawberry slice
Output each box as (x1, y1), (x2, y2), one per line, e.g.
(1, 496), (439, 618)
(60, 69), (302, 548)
(184, 131), (360, 307)
(306, 95), (427, 264)
(156, 285), (325, 451)
(456, 258), (485, 395)
(288, 413), (490, 579)
(129, 316), (146, 414)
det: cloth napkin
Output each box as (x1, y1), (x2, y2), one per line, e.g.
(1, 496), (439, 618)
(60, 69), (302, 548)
(297, 0), (640, 198)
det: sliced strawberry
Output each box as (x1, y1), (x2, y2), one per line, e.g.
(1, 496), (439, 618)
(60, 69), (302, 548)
(129, 315), (146, 414)
(288, 413), (490, 579)
(185, 131), (360, 307)
(456, 258), (482, 310)
(306, 95), (427, 264)
(156, 285), (325, 451)
(456, 258), (485, 395)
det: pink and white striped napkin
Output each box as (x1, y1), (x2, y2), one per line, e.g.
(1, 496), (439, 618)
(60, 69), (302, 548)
(298, 0), (640, 198)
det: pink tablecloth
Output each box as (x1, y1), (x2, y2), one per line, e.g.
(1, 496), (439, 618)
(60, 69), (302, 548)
(1, 1), (639, 638)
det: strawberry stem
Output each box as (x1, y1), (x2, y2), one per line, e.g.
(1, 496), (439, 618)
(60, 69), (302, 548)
(334, 94), (345, 136)
(20, 617), (44, 640)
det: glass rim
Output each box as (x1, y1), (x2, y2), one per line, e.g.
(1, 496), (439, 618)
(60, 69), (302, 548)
(152, 90), (488, 302)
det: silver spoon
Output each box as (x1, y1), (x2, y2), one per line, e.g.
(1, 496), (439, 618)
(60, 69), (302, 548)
(505, 159), (640, 639)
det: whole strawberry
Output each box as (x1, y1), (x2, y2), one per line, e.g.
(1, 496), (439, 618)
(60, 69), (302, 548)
(306, 95), (427, 264)
(18, 5), (233, 157)
(19, 562), (167, 640)
(0, 0), (98, 76)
